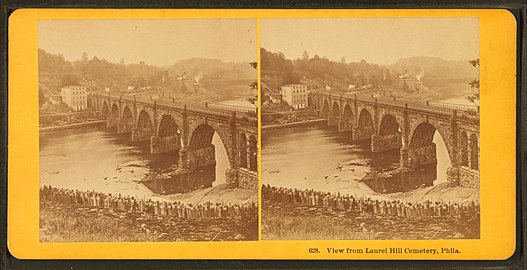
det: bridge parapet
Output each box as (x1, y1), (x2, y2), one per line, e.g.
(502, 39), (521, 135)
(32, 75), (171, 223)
(105, 94), (257, 125)
(313, 89), (479, 121)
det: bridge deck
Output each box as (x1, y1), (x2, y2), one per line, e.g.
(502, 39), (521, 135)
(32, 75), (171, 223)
(106, 94), (257, 123)
(316, 90), (479, 119)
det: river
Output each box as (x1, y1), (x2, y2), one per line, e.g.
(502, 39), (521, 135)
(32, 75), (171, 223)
(39, 125), (229, 200)
(261, 124), (450, 196)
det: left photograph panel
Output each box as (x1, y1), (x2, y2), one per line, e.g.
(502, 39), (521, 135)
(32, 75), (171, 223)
(38, 19), (259, 242)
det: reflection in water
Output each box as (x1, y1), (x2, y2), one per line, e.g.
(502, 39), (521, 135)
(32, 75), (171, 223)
(262, 124), (450, 194)
(40, 126), (229, 197)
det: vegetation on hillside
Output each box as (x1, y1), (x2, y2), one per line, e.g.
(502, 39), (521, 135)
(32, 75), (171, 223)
(260, 48), (479, 103)
(38, 49), (256, 101)
(261, 48), (384, 97)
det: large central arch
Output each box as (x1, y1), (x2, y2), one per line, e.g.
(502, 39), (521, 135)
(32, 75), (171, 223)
(402, 122), (452, 186)
(187, 123), (232, 188)
(409, 122), (436, 149)
(406, 122), (452, 182)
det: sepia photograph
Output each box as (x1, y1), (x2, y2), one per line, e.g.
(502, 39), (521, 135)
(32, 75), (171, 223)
(38, 19), (258, 242)
(260, 18), (481, 240)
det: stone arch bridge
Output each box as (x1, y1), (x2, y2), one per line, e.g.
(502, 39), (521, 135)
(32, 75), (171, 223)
(89, 94), (258, 193)
(310, 90), (480, 188)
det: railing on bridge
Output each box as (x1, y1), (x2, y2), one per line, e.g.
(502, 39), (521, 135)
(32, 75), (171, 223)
(207, 103), (256, 115)
(427, 101), (478, 113)
(314, 89), (479, 119)
(104, 94), (257, 122)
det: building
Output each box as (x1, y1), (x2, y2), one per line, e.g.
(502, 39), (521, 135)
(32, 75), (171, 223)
(60, 86), (87, 111)
(49, 95), (61, 105)
(281, 84), (308, 109)
(269, 94), (282, 103)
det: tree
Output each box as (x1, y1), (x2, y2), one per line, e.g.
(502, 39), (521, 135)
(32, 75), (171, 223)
(301, 51), (309, 61)
(81, 52), (88, 62)
(247, 61), (258, 109)
(465, 59), (480, 111)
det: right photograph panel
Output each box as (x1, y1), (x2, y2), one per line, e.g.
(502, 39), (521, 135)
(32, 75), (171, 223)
(260, 18), (480, 240)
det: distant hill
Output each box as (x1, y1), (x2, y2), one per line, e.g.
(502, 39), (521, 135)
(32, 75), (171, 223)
(387, 56), (478, 79)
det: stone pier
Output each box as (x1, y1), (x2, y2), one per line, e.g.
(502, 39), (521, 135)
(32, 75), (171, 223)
(352, 126), (374, 141)
(327, 115), (338, 127)
(371, 134), (402, 152)
(406, 143), (437, 169)
(131, 128), (151, 142)
(338, 120), (353, 133)
(151, 135), (181, 154)
(117, 120), (133, 134)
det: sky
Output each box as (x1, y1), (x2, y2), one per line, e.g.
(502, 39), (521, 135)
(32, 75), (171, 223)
(261, 18), (479, 65)
(39, 19), (257, 66)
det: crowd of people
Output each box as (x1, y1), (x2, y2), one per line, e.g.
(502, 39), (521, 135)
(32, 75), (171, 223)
(40, 185), (257, 220)
(262, 184), (479, 219)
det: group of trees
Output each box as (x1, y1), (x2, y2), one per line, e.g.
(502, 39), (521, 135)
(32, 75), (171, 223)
(466, 58), (480, 111)
(260, 48), (384, 95)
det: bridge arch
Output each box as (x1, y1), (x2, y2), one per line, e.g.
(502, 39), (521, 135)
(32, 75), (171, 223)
(408, 121), (454, 169)
(378, 114), (400, 136)
(111, 103), (119, 119)
(188, 122), (234, 167)
(157, 115), (181, 138)
(189, 124), (216, 150)
(343, 104), (354, 120)
(121, 105), (132, 119)
(357, 108), (374, 136)
(410, 122), (435, 148)
(321, 99), (330, 118)
(136, 110), (154, 139)
(101, 101), (109, 118)
(331, 101), (341, 120)
(122, 105), (133, 121)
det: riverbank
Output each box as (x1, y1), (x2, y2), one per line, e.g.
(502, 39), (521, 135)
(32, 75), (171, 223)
(262, 119), (326, 130)
(40, 120), (105, 132)
(165, 184), (258, 204)
(40, 201), (258, 242)
(262, 200), (479, 240)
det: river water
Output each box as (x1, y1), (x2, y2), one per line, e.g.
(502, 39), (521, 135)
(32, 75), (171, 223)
(261, 125), (450, 196)
(39, 126), (229, 200)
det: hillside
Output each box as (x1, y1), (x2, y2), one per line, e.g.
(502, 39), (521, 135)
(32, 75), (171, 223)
(261, 49), (478, 103)
(261, 48), (384, 97)
(38, 49), (255, 101)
